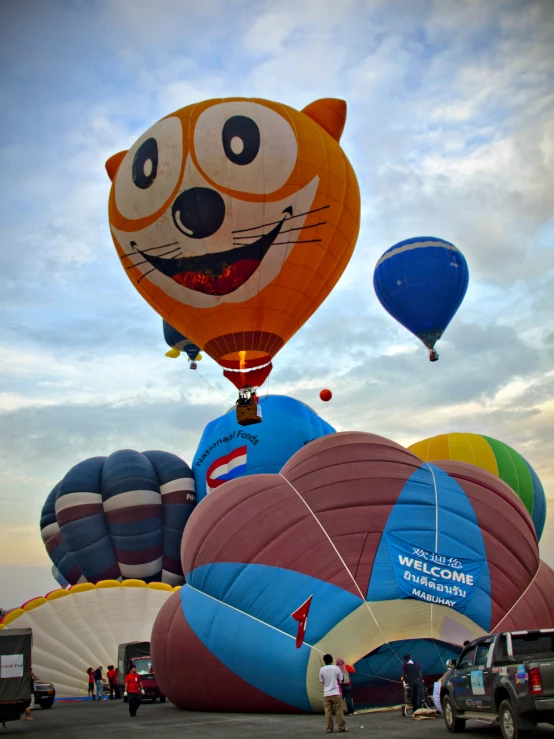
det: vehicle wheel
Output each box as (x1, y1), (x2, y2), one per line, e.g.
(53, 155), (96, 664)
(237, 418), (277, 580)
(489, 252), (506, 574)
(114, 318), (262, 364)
(40, 700), (54, 709)
(159, 696), (166, 704)
(442, 694), (466, 733)
(499, 699), (522, 739)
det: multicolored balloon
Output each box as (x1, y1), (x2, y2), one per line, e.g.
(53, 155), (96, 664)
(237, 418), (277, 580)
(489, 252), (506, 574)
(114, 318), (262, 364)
(163, 319), (201, 361)
(373, 236), (469, 360)
(152, 432), (548, 713)
(192, 394), (335, 503)
(40, 450), (196, 586)
(106, 97), (361, 390)
(0, 580), (176, 697)
(408, 432), (547, 540)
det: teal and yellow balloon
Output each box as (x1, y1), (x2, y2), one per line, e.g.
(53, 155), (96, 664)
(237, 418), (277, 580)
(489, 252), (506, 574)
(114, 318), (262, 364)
(408, 432), (547, 540)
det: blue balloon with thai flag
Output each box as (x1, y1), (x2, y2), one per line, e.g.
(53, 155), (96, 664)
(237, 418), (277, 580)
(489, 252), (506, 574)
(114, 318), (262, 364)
(40, 450), (196, 587)
(192, 395), (335, 503)
(373, 236), (469, 361)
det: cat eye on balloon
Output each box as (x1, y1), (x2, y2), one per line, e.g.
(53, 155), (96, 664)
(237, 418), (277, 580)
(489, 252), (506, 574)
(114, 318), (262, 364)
(115, 116), (183, 220)
(132, 137), (158, 189)
(194, 102), (298, 195)
(222, 116), (260, 166)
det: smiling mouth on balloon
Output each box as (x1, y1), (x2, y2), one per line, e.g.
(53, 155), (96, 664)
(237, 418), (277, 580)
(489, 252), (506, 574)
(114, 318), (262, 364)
(132, 213), (290, 297)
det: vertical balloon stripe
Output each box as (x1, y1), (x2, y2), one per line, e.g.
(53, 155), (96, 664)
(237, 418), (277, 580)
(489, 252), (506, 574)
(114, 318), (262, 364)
(101, 450), (163, 582)
(448, 433), (498, 476)
(524, 460), (546, 540)
(484, 436), (533, 513)
(40, 483), (85, 585)
(56, 456), (119, 582)
(143, 450), (196, 585)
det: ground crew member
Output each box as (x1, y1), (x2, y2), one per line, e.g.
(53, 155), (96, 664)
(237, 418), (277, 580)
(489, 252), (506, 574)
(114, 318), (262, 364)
(402, 654), (424, 711)
(124, 664), (144, 718)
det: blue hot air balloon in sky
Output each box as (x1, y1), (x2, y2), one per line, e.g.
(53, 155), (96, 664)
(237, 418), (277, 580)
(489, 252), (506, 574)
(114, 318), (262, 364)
(373, 236), (469, 361)
(163, 320), (202, 363)
(192, 395), (335, 503)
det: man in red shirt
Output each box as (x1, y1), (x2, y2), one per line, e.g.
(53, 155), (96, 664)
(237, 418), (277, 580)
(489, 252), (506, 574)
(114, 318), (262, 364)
(124, 664), (144, 718)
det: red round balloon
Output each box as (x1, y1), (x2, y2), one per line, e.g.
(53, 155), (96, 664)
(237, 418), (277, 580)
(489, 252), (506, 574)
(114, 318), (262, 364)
(319, 389), (332, 402)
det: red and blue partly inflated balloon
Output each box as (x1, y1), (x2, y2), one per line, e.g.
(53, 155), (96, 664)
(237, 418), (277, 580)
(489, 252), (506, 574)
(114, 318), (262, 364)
(373, 237), (469, 360)
(151, 432), (548, 713)
(40, 450), (196, 586)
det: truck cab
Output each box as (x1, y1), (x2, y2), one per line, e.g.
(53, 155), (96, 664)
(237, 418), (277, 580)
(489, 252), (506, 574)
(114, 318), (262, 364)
(441, 629), (554, 738)
(118, 642), (166, 704)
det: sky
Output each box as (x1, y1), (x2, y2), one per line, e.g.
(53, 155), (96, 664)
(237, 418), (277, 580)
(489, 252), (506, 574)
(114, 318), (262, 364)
(1, 0), (553, 608)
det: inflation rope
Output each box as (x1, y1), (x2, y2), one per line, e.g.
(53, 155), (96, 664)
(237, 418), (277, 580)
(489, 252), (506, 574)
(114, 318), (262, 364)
(278, 473), (403, 665)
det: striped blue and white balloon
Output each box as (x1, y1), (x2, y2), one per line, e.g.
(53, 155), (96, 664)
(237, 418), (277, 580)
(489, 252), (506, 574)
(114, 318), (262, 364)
(40, 450), (196, 586)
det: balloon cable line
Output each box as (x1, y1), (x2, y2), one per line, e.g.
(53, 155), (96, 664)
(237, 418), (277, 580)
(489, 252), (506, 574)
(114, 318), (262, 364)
(278, 473), (403, 665)
(194, 368), (235, 403)
(184, 582), (325, 654)
(492, 563), (541, 632)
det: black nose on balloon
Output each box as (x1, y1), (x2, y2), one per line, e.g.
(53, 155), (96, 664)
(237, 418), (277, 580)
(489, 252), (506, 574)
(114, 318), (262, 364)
(172, 187), (226, 239)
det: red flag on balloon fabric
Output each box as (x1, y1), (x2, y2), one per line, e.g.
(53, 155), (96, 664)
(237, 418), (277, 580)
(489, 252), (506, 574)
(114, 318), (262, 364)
(291, 595), (313, 649)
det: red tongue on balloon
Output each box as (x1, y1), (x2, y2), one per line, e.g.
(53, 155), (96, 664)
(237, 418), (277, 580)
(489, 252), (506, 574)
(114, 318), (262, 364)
(171, 259), (260, 296)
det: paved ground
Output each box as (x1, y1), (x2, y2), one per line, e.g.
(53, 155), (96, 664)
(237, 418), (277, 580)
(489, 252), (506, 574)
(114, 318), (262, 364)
(2, 701), (553, 738)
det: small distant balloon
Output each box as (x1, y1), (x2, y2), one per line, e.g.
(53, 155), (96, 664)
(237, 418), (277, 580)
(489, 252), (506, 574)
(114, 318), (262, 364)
(163, 320), (201, 361)
(373, 236), (469, 361)
(320, 389), (332, 402)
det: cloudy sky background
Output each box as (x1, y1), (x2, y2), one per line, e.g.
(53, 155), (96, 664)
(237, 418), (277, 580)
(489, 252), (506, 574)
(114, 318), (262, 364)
(1, 0), (553, 607)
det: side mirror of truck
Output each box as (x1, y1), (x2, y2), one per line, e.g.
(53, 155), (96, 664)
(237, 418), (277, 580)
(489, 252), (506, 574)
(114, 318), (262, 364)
(446, 659), (457, 669)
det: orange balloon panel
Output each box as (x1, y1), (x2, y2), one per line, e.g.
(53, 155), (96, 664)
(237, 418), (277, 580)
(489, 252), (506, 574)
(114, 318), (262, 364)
(107, 97), (361, 387)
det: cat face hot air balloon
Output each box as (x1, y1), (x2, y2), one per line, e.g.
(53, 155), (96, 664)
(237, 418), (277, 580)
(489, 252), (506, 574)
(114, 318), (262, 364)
(40, 450), (196, 586)
(106, 97), (360, 392)
(373, 237), (469, 361)
(408, 432), (547, 540)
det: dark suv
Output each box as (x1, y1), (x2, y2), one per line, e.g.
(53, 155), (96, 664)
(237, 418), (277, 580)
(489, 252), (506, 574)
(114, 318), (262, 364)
(33, 679), (55, 709)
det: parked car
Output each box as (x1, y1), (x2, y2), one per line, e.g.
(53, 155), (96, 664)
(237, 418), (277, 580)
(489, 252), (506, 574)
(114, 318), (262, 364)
(440, 629), (554, 739)
(33, 678), (55, 709)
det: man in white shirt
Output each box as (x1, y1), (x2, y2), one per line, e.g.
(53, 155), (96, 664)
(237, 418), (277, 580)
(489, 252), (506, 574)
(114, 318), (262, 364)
(319, 653), (347, 733)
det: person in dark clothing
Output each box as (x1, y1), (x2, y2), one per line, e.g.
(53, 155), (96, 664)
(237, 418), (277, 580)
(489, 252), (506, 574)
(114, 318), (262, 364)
(86, 667), (95, 698)
(124, 665), (144, 718)
(94, 666), (104, 701)
(107, 665), (118, 700)
(402, 654), (424, 710)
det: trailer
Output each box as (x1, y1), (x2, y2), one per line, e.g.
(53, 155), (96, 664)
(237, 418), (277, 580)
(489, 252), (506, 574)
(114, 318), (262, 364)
(0, 628), (32, 727)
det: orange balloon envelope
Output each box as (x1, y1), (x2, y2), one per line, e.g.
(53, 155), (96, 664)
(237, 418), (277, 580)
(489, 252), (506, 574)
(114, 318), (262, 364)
(320, 389), (332, 402)
(106, 97), (360, 389)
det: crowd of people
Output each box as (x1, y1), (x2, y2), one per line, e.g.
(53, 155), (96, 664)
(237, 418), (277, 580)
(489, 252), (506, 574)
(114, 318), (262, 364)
(85, 665), (120, 701)
(85, 664), (145, 717)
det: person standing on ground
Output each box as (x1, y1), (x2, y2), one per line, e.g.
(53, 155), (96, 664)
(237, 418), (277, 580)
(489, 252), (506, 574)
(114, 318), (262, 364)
(94, 666), (104, 701)
(124, 664), (145, 718)
(107, 665), (118, 700)
(319, 653), (347, 733)
(24, 670), (38, 721)
(336, 658), (355, 715)
(402, 654), (424, 711)
(86, 667), (95, 699)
